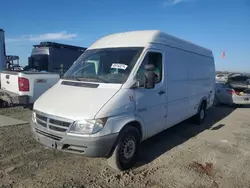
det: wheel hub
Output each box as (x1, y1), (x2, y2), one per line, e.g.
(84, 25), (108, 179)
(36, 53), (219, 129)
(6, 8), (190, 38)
(121, 137), (136, 161)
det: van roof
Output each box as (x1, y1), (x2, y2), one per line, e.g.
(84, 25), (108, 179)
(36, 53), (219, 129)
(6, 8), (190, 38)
(89, 30), (213, 58)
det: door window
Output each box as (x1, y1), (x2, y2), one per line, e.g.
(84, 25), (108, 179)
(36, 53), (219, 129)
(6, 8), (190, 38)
(136, 52), (163, 87)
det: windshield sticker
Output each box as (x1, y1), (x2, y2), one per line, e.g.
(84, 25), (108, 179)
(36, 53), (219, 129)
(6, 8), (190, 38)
(111, 63), (128, 70)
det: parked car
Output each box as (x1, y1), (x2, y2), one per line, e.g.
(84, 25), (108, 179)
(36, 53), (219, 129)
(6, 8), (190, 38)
(214, 82), (250, 106)
(247, 79), (250, 84)
(31, 30), (215, 171)
(227, 74), (250, 90)
(216, 74), (228, 83)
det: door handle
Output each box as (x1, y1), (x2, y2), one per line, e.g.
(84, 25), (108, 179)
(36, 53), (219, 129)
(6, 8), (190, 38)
(158, 90), (165, 95)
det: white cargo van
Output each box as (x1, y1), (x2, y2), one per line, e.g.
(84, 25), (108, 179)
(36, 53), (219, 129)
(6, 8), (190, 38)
(31, 30), (215, 171)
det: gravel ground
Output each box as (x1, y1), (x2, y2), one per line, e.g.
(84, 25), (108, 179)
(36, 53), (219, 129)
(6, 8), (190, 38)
(1, 106), (250, 188)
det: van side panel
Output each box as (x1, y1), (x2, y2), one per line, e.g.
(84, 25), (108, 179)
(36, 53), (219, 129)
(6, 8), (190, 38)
(188, 54), (215, 114)
(165, 46), (215, 128)
(165, 46), (189, 127)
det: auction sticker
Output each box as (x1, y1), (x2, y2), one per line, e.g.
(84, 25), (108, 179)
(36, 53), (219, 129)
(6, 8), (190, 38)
(111, 63), (128, 70)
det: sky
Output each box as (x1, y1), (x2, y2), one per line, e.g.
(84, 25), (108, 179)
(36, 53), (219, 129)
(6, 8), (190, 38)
(1, 0), (250, 72)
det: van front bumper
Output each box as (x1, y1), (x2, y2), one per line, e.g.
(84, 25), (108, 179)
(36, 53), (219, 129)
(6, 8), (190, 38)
(30, 121), (118, 157)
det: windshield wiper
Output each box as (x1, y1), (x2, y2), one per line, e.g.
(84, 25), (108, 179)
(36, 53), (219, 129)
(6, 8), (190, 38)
(62, 76), (81, 81)
(79, 75), (108, 83)
(69, 74), (108, 83)
(63, 74), (108, 83)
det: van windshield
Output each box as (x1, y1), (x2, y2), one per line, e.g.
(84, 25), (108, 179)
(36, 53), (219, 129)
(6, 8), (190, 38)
(63, 47), (143, 83)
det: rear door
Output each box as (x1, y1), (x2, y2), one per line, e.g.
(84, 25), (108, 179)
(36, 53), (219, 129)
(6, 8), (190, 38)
(0, 71), (19, 94)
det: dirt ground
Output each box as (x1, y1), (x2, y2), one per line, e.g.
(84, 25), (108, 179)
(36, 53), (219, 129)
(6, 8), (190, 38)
(1, 106), (250, 188)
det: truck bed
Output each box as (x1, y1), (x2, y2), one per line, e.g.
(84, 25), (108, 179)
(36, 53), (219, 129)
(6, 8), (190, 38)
(0, 71), (60, 104)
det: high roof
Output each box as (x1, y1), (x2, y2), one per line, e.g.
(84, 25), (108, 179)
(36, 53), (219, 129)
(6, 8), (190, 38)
(89, 30), (213, 58)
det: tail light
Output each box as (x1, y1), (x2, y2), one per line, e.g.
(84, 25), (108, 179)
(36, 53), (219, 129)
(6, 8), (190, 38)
(18, 77), (29, 92)
(227, 89), (240, 95)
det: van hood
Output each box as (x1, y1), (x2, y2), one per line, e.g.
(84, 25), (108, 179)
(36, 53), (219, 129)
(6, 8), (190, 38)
(34, 81), (122, 120)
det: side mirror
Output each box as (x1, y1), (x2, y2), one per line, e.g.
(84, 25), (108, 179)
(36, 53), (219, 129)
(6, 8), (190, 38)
(144, 64), (155, 89)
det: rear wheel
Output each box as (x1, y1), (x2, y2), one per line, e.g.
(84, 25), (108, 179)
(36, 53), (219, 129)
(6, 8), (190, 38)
(194, 101), (207, 125)
(107, 126), (140, 171)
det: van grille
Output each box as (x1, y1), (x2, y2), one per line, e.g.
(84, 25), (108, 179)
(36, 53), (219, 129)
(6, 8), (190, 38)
(37, 119), (47, 128)
(36, 114), (47, 122)
(49, 125), (68, 132)
(49, 119), (71, 127)
(35, 113), (73, 132)
(35, 128), (62, 141)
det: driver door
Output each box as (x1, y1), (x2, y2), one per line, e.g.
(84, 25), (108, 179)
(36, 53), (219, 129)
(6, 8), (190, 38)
(134, 50), (167, 139)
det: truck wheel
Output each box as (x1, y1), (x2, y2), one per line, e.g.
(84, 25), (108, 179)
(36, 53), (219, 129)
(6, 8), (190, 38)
(194, 102), (206, 125)
(107, 126), (140, 171)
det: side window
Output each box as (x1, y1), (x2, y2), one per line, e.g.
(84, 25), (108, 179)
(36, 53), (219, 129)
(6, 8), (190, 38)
(136, 52), (163, 86)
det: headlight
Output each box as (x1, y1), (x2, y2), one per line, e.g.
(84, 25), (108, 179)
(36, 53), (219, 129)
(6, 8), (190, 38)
(32, 112), (36, 123)
(68, 118), (107, 135)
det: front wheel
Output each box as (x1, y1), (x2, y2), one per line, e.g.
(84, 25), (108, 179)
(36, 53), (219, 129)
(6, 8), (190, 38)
(107, 126), (140, 171)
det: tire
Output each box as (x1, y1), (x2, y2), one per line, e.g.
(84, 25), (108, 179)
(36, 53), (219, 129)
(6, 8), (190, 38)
(107, 126), (140, 171)
(194, 101), (207, 125)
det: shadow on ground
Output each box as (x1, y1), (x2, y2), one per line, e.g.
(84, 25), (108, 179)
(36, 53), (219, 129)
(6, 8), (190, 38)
(135, 106), (235, 168)
(238, 104), (250, 108)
